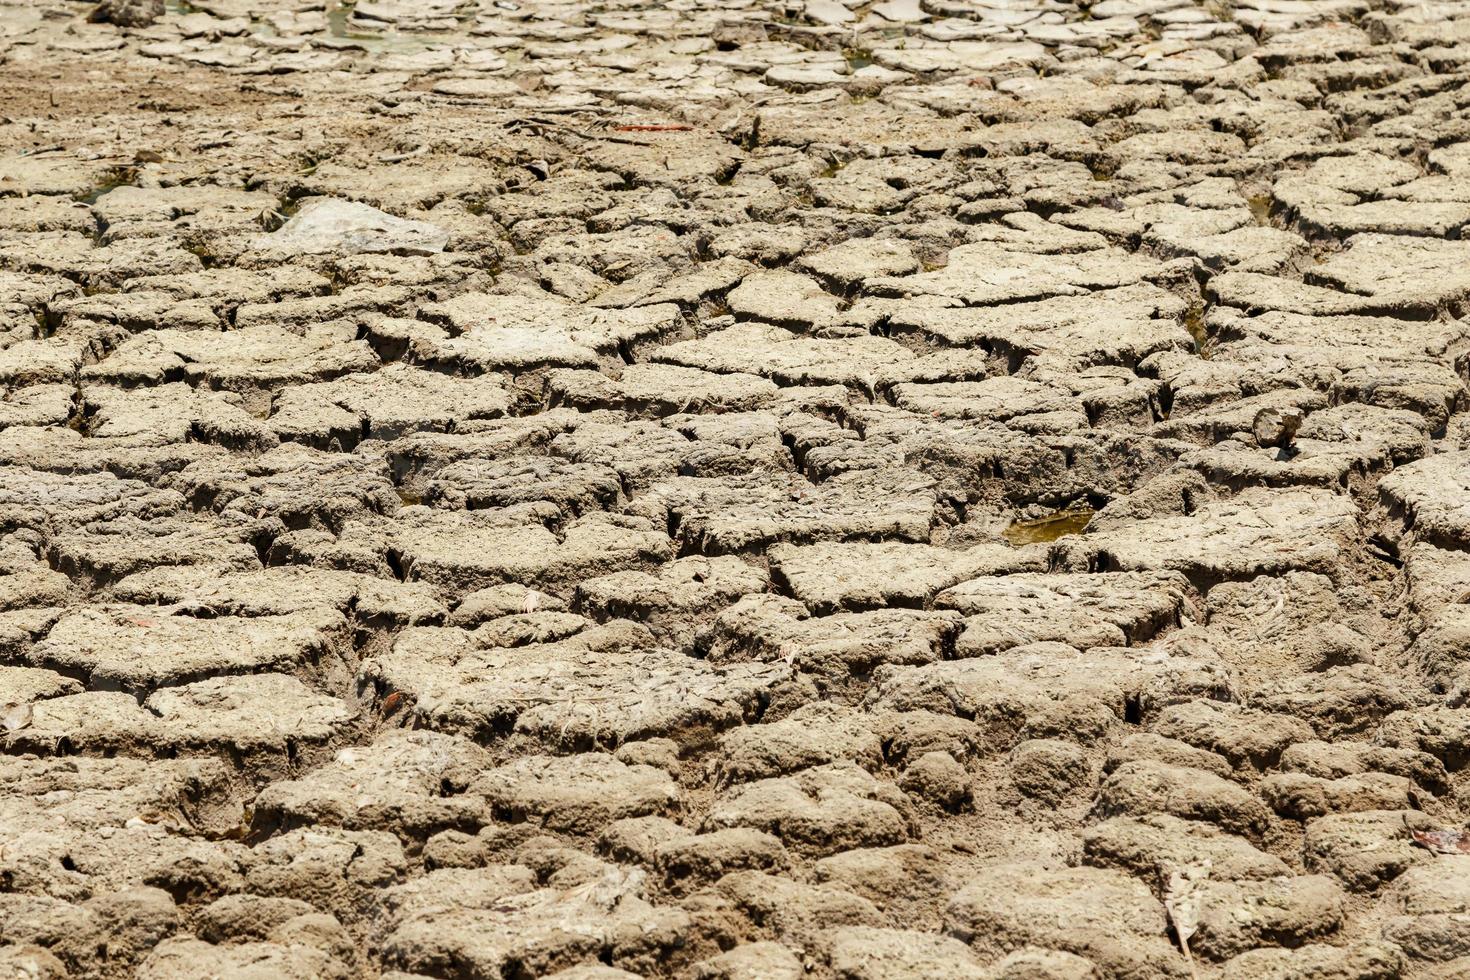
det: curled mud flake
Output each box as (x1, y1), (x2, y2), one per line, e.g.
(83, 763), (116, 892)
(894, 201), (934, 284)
(1, 702), (33, 732)
(1253, 406), (1304, 450)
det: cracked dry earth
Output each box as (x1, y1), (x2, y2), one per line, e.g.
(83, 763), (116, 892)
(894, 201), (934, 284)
(7, 2), (1470, 980)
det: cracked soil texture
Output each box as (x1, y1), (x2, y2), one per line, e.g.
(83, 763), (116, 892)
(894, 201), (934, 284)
(3, 0), (1470, 977)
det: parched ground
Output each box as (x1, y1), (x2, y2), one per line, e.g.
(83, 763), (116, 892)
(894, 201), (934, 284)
(3, 0), (1470, 977)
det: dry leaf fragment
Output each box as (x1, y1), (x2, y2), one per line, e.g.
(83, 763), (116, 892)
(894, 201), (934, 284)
(1, 702), (33, 733)
(255, 207), (286, 231)
(1411, 828), (1470, 855)
(1165, 862), (1210, 978)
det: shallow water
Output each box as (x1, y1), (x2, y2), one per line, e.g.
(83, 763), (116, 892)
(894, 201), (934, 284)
(1247, 193), (1272, 226)
(1003, 507), (1095, 545)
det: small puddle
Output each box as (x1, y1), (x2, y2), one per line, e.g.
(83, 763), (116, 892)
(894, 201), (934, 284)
(78, 166), (139, 205)
(326, 0), (362, 39)
(1184, 300), (1210, 357)
(1003, 507), (1095, 545)
(1247, 193), (1272, 227)
(321, 0), (456, 50)
(817, 158), (848, 179)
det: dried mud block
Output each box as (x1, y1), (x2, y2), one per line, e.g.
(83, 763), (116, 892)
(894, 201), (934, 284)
(575, 555), (766, 633)
(703, 593), (961, 685)
(1151, 700), (1313, 771)
(653, 829), (791, 892)
(867, 243), (1173, 307)
(28, 604), (352, 694)
(1218, 941), (1403, 980)
(382, 868), (689, 979)
(1082, 814), (1289, 893)
(7, 674), (354, 771)
(415, 291), (681, 373)
(476, 754), (679, 835)
(1188, 876), (1347, 961)
(1380, 451), (1470, 552)
(48, 512), (264, 585)
(0, 755), (240, 901)
(1260, 768), (1419, 819)
(241, 827), (405, 922)
(1308, 235), (1470, 314)
(935, 570), (1195, 656)
(137, 936), (352, 980)
(1069, 488), (1360, 586)
(425, 456), (622, 518)
(362, 621), (787, 748)
(867, 640), (1230, 752)
(653, 321), (921, 386)
(691, 870), (885, 953)
(163, 443), (402, 531)
(1092, 760), (1271, 838)
(629, 468), (937, 555)
(1280, 740), (1448, 796)
(703, 761), (916, 857)
(0, 886), (182, 977)
(1303, 810), (1436, 893)
(769, 540), (1047, 615)
(0, 468), (180, 534)
(1380, 857), (1470, 962)
(549, 363), (779, 417)
(690, 940), (804, 980)
(944, 863), (1186, 979)
(271, 365), (512, 448)
(713, 703), (884, 784)
(891, 283), (1189, 374)
(812, 844), (951, 916)
(254, 730), (495, 841)
(293, 510), (672, 597)
(828, 927), (989, 980)
(112, 564), (445, 624)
